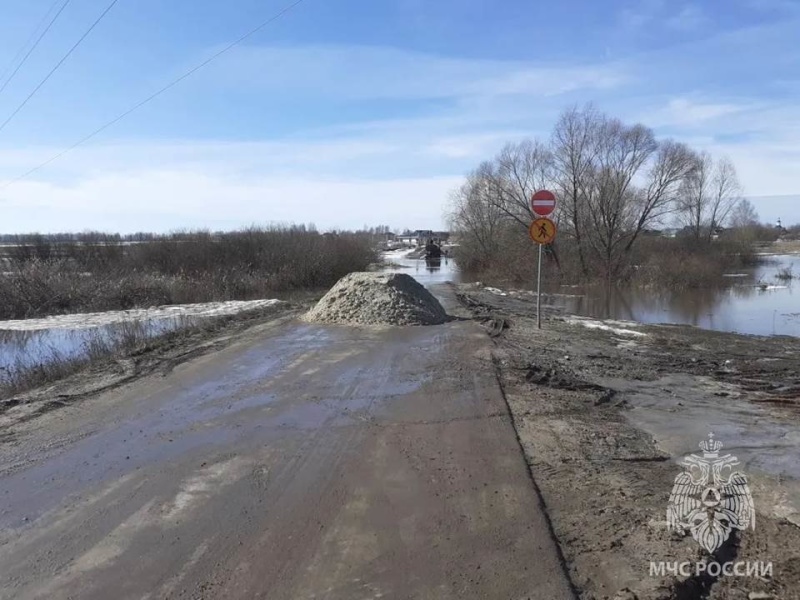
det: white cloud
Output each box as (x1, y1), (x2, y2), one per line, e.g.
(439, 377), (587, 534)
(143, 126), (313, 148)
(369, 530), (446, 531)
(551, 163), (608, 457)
(739, 0), (800, 12)
(0, 167), (461, 233)
(199, 44), (628, 101)
(643, 97), (754, 127)
(618, 1), (706, 33)
(1, 26), (799, 233)
(422, 132), (525, 159)
(630, 98), (800, 199)
(665, 5), (706, 31)
(618, 0), (666, 30)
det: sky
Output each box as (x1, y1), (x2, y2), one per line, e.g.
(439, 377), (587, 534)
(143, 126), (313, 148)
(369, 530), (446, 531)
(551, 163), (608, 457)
(0, 0), (798, 233)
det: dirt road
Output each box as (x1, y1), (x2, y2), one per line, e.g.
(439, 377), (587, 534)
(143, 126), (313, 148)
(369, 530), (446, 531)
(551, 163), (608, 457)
(0, 297), (574, 598)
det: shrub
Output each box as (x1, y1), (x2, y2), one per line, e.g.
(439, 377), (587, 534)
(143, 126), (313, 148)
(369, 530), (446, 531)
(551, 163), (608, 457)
(0, 226), (377, 319)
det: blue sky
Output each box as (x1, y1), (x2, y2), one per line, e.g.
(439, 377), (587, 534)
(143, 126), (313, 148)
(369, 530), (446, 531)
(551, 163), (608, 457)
(0, 0), (798, 232)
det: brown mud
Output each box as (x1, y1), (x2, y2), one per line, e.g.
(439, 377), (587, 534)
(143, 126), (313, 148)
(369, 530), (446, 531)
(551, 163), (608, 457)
(455, 283), (800, 600)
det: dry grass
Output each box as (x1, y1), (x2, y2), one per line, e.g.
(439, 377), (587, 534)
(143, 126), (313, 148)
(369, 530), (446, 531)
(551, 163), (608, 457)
(0, 226), (377, 320)
(774, 239), (800, 254)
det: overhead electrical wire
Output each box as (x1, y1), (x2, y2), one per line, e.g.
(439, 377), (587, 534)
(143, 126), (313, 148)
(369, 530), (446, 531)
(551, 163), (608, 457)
(0, 0), (120, 135)
(1, 0), (306, 191)
(0, 0), (72, 98)
(0, 0), (61, 83)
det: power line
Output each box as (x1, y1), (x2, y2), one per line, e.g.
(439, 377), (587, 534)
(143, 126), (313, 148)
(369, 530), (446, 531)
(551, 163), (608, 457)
(0, 0), (72, 98)
(0, 0), (119, 135)
(1, 0), (306, 191)
(0, 0), (64, 87)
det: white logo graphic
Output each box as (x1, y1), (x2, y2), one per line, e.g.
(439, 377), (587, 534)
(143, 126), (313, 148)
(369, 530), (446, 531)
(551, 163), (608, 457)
(667, 433), (755, 554)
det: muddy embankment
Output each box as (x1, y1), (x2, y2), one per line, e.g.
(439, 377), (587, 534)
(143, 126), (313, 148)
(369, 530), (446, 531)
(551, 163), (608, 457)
(455, 283), (800, 600)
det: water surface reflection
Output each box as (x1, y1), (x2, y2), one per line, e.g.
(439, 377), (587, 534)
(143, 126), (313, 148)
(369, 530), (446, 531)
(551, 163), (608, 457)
(551, 255), (800, 337)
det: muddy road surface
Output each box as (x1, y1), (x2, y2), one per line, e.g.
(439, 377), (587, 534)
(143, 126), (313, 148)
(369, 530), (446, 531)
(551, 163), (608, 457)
(0, 297), (574, 599)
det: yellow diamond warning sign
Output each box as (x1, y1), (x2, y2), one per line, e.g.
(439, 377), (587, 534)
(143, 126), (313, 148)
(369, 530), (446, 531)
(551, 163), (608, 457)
(529, 217), (556, 245)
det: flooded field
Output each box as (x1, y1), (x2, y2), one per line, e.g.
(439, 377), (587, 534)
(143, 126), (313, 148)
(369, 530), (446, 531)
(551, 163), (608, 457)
(385, 248), (800, 337)
(0, 300), (281, 379)
(2, 248), (797, 384)
(552, 254), (800, 337)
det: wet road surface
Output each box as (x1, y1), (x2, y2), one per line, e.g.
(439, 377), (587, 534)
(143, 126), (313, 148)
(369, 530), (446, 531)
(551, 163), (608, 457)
(0, 303), (574, 598)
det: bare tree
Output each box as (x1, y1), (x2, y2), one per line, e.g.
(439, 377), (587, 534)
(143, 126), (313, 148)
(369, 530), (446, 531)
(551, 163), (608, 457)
(486, 140), (553, 228)
(551, 105), (601, 276)
(448, 163), (506, 270)
(625, 139), (696, 250)
(729, 198), (759, 229)
(449, 106), (745, 283)
(582, 117), (658, 279)
(550, 108), (691, 279)
(678, 153), (742, 239)
(709, 157), (743, 232)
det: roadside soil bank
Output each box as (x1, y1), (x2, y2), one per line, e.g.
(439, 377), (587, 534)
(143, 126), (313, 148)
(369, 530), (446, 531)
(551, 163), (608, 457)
(455, 283), (800, 600)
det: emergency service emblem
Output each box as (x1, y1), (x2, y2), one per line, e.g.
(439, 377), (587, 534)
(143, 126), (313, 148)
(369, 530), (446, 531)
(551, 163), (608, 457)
(667, 433), (755, 554)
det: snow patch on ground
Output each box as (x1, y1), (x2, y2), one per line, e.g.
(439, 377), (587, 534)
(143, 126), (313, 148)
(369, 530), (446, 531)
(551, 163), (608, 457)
(564, 316), (648, 337)
(484, 287), (507, 296)
(0, 299), (283, 332)
(380, 248), (415, 258)
(759, 285), (789, 291)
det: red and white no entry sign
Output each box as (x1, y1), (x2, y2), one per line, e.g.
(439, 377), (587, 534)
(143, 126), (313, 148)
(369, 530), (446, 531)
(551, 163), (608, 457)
(531, 190), (557, 216)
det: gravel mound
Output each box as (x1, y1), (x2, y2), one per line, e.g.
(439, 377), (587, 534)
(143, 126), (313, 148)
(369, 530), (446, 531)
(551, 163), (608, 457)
(304, 272), (448, 326)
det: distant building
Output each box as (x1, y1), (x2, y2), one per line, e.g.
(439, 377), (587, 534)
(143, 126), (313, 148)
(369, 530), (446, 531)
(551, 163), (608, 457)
(394, 230), (451, 247)
(397, 234), (418, 246)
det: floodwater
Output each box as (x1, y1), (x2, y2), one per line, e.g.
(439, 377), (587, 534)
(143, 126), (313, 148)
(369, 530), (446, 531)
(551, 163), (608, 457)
(380, 250), (461, 286)
(384, 249), (800, 337)
(0, 319), (177, 375)
(3, 250), (797, 381)
(0, 299), (282, 380)
(550, 254), (800, 337)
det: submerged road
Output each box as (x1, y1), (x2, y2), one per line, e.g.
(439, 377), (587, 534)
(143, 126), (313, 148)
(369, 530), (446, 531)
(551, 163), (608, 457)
(0, 290), (574, 599)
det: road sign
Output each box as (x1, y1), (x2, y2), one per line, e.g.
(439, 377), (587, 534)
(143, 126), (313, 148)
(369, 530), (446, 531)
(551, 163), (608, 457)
(529, 217), (557, 245)
(531, 190), (557, 216)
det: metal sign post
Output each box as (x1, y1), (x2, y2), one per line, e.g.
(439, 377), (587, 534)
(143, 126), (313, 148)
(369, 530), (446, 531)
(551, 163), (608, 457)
(537, 242), (543, 329)
(529, 191), (558, 329)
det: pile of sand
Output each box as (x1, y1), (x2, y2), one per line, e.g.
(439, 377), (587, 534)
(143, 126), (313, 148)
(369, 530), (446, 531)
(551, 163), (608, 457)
(304, 272), (448, 326)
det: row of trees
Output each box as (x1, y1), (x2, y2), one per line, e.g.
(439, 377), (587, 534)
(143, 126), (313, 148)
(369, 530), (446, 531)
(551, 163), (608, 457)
(450, 105), (750, 282)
